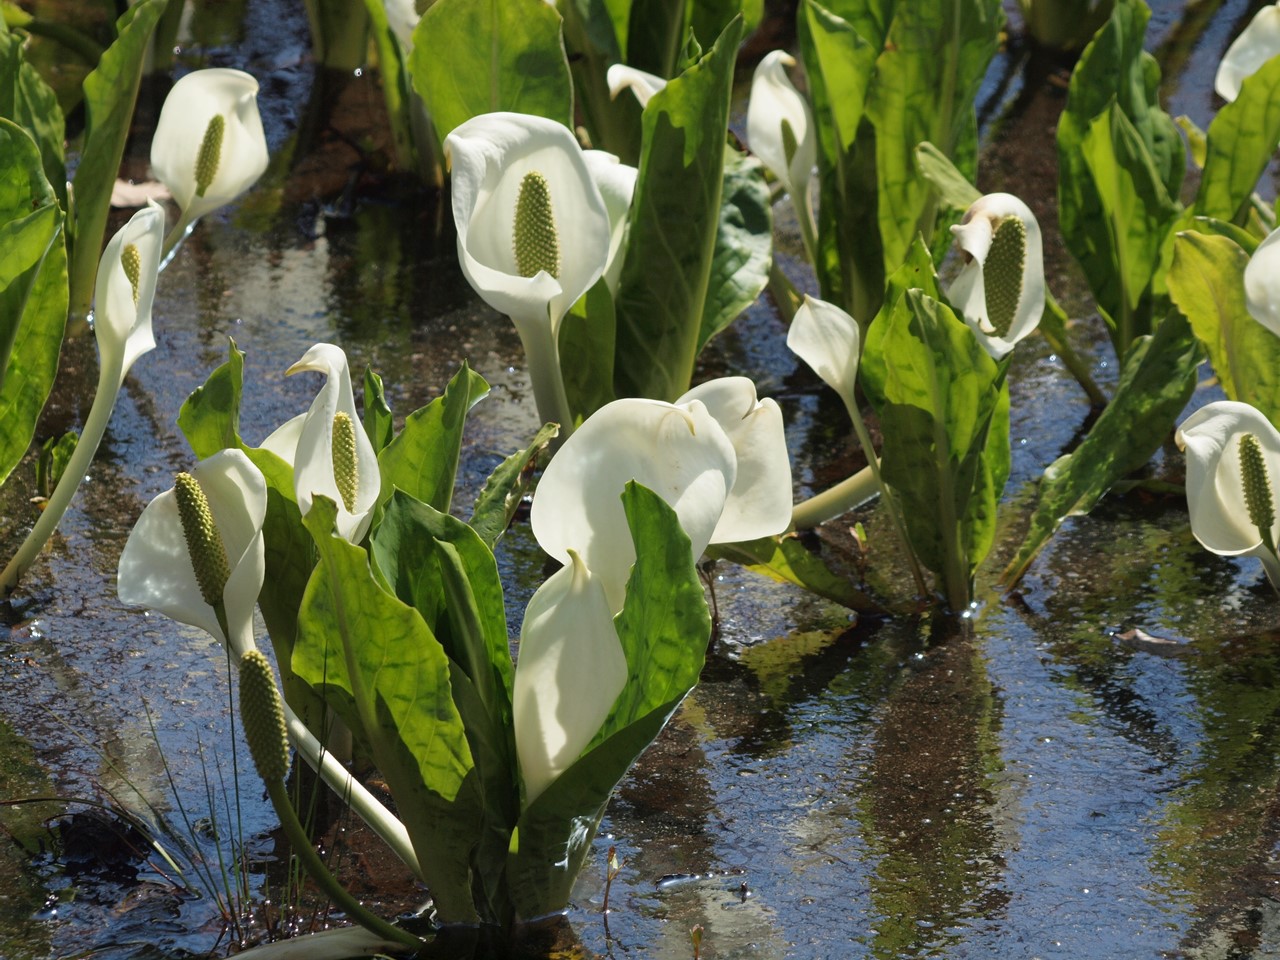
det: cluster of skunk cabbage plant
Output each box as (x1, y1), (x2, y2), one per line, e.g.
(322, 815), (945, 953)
(116, 339), (791, 944)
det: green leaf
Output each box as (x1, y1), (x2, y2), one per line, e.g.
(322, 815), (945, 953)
(0, 29), (66, 208)
(1168, 230), (1280, 420)
(559, 0), (641, 161)
(363, 366), (393, 453)
(68, 0), (167, 320)
(0, 119), (66, 486)
(1197, 55), (1280, 225)
(469, 421), (558, 549)
(865, 0), (1002, 274)
(860, 288), (1008, 607)
(914, 139), (982, 211)
(1002, 312), (1200, 586)
(377, 363), (489, 515)
(626, 0), (685, 76)
(506, 482), (708, 918)
(705, 534), (883, 612)
(559, 278), (616, 421)
(612, 15), (743, 402)
(178, 339), (246, 459)
(696, 147), (772, 352)
(297, 496), (481, 923)
(410, 0), (572, 140)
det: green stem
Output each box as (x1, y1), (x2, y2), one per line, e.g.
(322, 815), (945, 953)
(1, 357), (120, 594)
(1040, 291), (1107, 407)
(13, 16), (104, 65)
(514, 314), (576, 440)
(162, 212), (196, 266)
(790, 464), (878, 529)
(767, 261), (801, 326)
(262, 776), (423, 951)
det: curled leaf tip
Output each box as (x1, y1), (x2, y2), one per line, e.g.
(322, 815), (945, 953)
(174, 472), (231, 607)
(514, 170), (561, 279)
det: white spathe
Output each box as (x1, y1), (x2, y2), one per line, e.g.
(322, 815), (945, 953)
(531, 397), (738, 613)
(788, 295), (861, 419)
(151, 68), (269, 225)
(1216, 3), (1280, 102)
(284, 343), (380, 544)
(746, 51), (816, 206)
(582, 150), (637, 295)
(1176, 400), (1280, 587)
(606, 64), (666, 108)
(118, 449), (267, 657)
(96, 200), (165, 390)
(675, 378), (792, 544)
(1245, 225), (1280, 337)
(513, 551), (628, 804)
(946, 192), (1045, 359)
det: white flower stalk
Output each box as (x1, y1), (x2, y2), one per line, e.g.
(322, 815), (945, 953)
(606, 64), (667, 108)
(1245, 225), (1280, 337)
(151, 68), (268, 253)
(284, 343), (379, 544)
(1216, 3), (1280, 102)
(513, 551), (627, 804)
(746, 51), (817, 262)
(947, 192), (1045, 359)
(674, 378), (792, 543)
(118, 449), (266, 656)
(582, 150), (638, 295)
(1176, 400), (1280, 589)
(446, 112), (613, 434)
(531, 395), (738, 613)
(1, 202), (165, 594)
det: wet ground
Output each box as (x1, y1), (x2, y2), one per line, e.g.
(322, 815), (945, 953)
(4, 0), (1280, 957)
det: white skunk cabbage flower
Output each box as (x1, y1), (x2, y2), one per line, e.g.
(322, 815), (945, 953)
(118, 449), (267, 657)
(1176, 400), (1280, 589)
(674, 378), (792, 543)
(285, 343), (379, 543)
(947, 192), (1045, 359)
(513, 551), (627, 804)
(583, 150), (637, 295)
(1245, 225), (1280, 337)
(606, 64), (666, 108)
(151, 68), (268, 230)
(747, 51), (816, 220)
(1216, 3), (1280, 102)
(0, 201), (166, 594)
(788, 295), (861, 421)
(446, 112), (612, 432)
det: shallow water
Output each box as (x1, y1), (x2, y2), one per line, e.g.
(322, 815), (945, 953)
(4, 0), (1280, 957)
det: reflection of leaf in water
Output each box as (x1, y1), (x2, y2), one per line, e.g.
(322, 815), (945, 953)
(736, 629), (842, 705)
(0, 715), (57, 960)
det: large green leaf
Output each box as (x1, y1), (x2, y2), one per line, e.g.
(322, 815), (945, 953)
(865, 0), (1002, 274)
(696, 147), (772, 352)
(861, 287), (1008, 608)
(410, 0), (572, 140)
(0, 120), (66, 486)
(1167, 230), (1280, 422)
(1002, 312), (1200, 586)
(1196, 55), (1280, 226)
(612, 15), (742, 401)
(507, 483), (708, 918)
(297, 497), (481, 923)
(559, 278), (616, 421)
(376, 363), (489, 515)
(560, 0), (641, 161)
(0, 29), (66, 208)
(469, 421), (558, 549)
(626, 0), (685, 76)
(706, 534), (883, 612)
(68, 0), (167, 320)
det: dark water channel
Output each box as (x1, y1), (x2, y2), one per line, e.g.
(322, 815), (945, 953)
(4, 0), (1280, 957)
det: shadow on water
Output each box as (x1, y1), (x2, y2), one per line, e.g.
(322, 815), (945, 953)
(6, 0), (1280, 957)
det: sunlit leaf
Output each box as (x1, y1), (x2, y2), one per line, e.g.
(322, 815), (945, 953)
(1197, 55), (1280, 226)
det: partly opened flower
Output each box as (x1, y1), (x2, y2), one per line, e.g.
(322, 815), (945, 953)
(675, 378), (792, 544)
(151, 68), (268, 230)
(946, 192), (1045, 359)
(446, 112), (612, 431)
(1216, 3), (1280, 102)
(788, 295), (861, 422)
(1176, 400), (1280, 589)
(606, 64), (666, 108)
(1245, 225), (1280, 337)
(285, 343), (379, 543)
(118, 449), (267, 656)
(747, 51), (816, 209)
(513, 551), (627, 804)
(582, 150), (637, 295)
